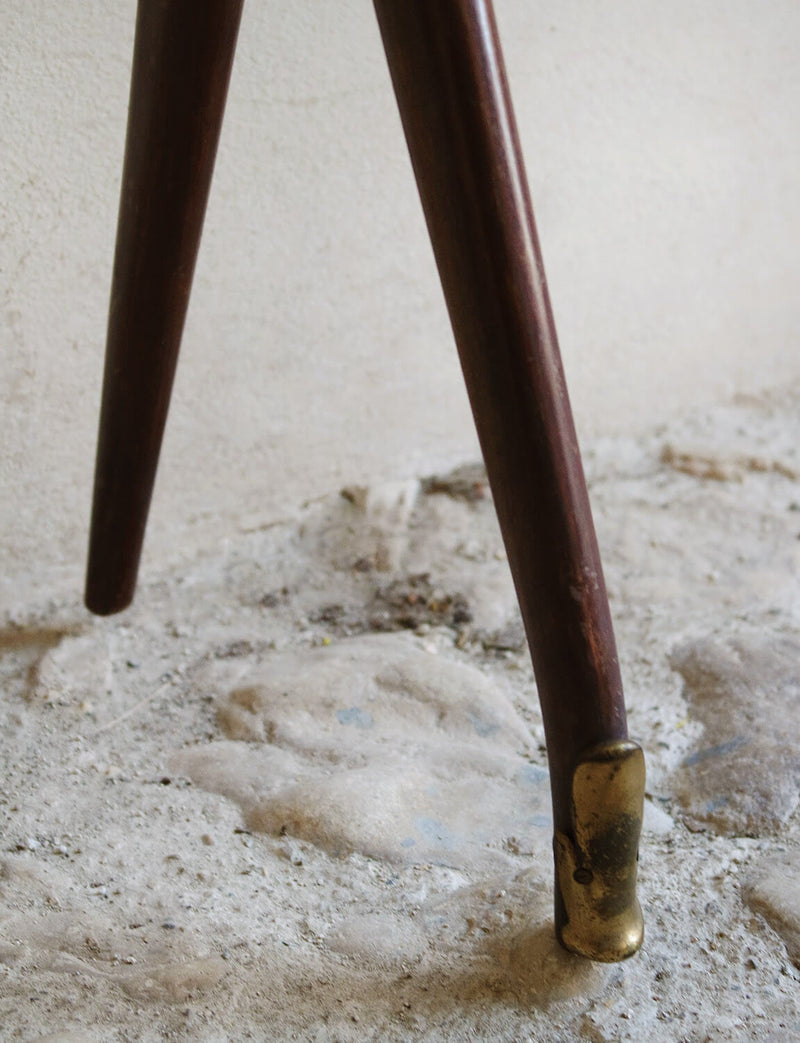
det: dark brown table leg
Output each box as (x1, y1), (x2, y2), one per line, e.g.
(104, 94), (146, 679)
(86, 0), (642, 963)
(373, 0), (644, 960)
(85, 0), (243, 616)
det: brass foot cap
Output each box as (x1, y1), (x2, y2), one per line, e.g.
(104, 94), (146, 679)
(554, 739), (645, 962)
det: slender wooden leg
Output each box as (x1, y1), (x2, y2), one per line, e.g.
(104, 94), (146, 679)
(85, 0), (244, 616)
(373, 0), (644, 960)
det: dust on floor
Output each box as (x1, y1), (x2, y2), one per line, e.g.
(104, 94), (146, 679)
(2, 388), (800, 1041)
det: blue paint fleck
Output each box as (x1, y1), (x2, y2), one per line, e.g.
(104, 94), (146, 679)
(529, 813), (553, 828)
(705, 796), (730, 812)
(683, 736), (748, 767)
(336, 706), (374, 729)
(517, 764), (549, 786)
(413, 816), (457, 849)
(467, 712), (500, 738)
(400, 837), (416, 848)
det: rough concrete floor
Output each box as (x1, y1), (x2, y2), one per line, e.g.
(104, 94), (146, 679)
(2, 387), (800, 1041)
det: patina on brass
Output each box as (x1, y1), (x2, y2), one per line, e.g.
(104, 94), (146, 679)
(554, 739), (645, 962)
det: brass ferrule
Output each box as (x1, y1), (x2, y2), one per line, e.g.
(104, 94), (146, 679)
(554, 739), (645, 962)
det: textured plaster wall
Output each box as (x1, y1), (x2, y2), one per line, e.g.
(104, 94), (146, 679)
(3, 0), (800, 607)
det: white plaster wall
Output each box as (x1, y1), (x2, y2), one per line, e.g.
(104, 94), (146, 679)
(3, 0), (800, 607)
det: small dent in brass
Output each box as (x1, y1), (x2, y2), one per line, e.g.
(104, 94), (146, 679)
(554, 739), (645, 963)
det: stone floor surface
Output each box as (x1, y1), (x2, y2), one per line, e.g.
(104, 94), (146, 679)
(2, 388), (800, 1040)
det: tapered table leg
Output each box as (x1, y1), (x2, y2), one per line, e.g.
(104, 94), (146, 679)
(373, 0), (644, 960)
(85, 0), (243, 616)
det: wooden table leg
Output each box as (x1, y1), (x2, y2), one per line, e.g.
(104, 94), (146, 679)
(85, 0), (243, 616)
(86, 0), (642, 963)
(373, 0), (644, 960)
